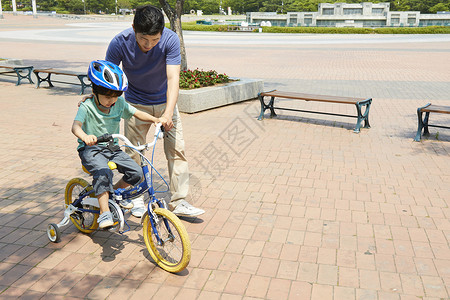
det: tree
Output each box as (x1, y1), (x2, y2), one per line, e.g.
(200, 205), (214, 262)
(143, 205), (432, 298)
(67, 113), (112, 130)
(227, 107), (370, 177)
(429, 3), (449, 13)
(158, 0), (188, 70)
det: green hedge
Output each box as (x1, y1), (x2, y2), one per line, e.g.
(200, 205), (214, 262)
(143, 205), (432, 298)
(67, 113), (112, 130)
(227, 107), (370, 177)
(180, 24), (450, 34)
(182, 24), (229, 32)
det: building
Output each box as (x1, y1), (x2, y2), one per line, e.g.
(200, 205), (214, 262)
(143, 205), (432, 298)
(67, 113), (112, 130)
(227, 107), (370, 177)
(246, 2), (450, 27)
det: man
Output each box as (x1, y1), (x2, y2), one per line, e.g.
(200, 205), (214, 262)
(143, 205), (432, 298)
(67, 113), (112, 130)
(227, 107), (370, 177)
(105, 4), (204, 218)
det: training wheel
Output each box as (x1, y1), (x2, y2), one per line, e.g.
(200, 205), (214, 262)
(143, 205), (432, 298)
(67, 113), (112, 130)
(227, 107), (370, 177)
(47, 223), (61, 243)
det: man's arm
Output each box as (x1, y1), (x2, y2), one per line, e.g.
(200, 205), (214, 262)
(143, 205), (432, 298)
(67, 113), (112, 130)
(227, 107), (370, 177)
(161, 64), (181, 131)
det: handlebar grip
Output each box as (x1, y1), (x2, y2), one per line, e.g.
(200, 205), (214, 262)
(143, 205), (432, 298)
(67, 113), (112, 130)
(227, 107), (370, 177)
(96, 134), (113, 143)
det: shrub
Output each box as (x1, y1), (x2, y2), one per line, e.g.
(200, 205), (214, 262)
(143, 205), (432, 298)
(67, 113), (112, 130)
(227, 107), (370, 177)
(181, 23), (450, 34)
(180, 69), (230, 89)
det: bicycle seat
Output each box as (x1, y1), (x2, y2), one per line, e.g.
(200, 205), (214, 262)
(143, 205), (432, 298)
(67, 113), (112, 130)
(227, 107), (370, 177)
(82, 161), (117, 174)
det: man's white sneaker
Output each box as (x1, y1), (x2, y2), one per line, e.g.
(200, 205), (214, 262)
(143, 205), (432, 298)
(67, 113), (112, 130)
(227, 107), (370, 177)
(119, 198), (134, 209)
(98, 211), (114, 229)
(131, 196), (146, 218)
(171, 200), (205, 217)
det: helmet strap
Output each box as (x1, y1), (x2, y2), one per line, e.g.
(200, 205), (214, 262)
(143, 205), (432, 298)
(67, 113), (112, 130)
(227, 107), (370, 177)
(94, 94), (112, 113)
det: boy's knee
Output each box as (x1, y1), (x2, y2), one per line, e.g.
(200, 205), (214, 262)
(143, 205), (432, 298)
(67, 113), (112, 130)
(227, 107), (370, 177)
(126, 168), (143, 186)
(93, 168), (114, 195)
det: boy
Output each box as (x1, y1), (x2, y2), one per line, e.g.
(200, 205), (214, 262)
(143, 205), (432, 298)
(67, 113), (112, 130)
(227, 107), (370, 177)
(72, 60), (159, 228)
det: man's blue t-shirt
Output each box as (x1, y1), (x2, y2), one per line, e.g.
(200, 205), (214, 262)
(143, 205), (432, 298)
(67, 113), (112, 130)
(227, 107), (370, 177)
(105, 27), (181, 105)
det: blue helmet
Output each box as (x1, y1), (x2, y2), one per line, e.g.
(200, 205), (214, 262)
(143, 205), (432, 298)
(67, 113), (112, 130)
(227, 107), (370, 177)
(88, 60), (128, 92)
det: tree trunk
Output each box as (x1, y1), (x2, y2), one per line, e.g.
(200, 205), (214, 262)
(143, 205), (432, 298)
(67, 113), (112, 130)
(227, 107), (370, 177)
(159, 0), (187, 71)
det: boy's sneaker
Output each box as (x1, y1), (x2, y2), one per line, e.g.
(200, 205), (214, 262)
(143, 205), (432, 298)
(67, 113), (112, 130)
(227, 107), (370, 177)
(131, 196), (146, 218)
(171, 200), (205, 217)
(118, 198), (134, 209)
(98, 211), (114, 229)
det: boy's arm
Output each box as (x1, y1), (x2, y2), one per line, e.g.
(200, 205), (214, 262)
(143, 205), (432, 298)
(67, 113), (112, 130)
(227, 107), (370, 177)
(71, 120), (97, 146)
(133, 110), (160, 124)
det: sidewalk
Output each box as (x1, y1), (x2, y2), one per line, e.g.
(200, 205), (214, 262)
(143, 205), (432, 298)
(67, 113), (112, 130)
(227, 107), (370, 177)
(0, 14), (449, 299)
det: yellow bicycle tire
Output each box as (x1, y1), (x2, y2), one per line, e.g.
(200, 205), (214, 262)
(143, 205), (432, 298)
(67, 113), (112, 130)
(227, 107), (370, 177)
(64, 178), (99, 233)
(143, 208), (191, 273)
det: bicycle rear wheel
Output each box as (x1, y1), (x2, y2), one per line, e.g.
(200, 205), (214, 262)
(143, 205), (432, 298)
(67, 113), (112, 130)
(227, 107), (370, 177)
(65, 178), (99, 233)
(143, 208), (191, 273)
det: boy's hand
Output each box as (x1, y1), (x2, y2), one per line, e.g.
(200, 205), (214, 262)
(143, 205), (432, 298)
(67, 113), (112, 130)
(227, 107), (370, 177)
(160, 114), (173, 131)
(82, 135), (97, 146)
(78, 94), (93, 107)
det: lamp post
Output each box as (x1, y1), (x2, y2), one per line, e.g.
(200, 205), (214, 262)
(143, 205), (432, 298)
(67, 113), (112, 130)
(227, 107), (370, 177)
(32, 0), (37, 18)
(12, 0), (17, 15)
(0, 0), (3, 19)
(82, 0), (86, 14)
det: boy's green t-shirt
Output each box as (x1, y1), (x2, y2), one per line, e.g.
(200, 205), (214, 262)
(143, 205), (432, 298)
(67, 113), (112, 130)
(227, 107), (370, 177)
(74, 96), (136, 150)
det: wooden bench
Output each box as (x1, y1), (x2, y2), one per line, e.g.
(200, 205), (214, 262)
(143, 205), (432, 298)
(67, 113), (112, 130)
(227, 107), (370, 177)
(414, 103), (450, 141)
(0, 64), (34, 85)
(33, 68), (91, 94)
(258, 90), (372, 133)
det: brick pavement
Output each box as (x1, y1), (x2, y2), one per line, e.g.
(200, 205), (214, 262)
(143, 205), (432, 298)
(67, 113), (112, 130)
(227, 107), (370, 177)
(0, 14), (449, 299)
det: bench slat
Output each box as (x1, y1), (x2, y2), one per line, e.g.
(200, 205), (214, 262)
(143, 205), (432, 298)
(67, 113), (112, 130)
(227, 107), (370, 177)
(33, 68), (86, 76)
(422, 105), (450, 114)
(0, 64), (33, 69)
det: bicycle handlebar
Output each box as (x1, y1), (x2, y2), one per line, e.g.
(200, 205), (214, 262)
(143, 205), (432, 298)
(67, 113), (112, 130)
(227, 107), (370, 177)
(97, 123), (164, 151)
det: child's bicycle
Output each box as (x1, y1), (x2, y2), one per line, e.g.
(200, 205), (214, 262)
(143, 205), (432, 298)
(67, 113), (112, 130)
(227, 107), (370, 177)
(46, 123), (191, 273)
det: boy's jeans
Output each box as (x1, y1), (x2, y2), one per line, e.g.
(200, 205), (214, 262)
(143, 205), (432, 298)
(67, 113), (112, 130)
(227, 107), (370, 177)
(124, 103), (189, 207)
(79, 145), (143, 196)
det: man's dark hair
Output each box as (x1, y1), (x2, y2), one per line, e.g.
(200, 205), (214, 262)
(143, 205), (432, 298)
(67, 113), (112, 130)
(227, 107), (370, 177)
(133, 5), (165, 35)
(91, 82), (123, 98)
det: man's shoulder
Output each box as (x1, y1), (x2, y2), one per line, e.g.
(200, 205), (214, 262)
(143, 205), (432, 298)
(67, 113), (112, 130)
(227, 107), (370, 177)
(162, 28), (179, 41)
(113, 27), (134, 42)
(160, 27), (180, 50)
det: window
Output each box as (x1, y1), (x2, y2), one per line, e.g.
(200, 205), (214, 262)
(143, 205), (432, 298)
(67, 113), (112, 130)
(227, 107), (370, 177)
(363, 20), (386, 27)
(372, 8), (384, 15)
(407, 17), (416, 24)
(322, 8), (334, 15)
(317, 20), (338, 26)
(304, 18), (313, 25)
(391, 18), (400, 24)
(290, 17), (298, 24)
(344, 8), (363, 15)
(419, 19), (450, 26)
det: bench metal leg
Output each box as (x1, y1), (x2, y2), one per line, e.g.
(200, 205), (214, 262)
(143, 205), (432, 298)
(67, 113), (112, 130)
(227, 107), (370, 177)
(354, 98), (372, 133)
(77, 75), (91, 95)
(34, 72), (54, 89)
(257, 94), (277, 121)
(414, 103), (431, 141)
(14, 67), (34, 86)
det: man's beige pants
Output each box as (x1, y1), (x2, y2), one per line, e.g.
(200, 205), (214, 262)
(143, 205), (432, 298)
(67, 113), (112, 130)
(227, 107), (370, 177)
(124, 102), (189, 208)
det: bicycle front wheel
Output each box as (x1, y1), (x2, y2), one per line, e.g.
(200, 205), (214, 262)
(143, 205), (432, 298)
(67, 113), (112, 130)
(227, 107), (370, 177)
(65, 178), (99, 233)
(143, 208), (191, 273)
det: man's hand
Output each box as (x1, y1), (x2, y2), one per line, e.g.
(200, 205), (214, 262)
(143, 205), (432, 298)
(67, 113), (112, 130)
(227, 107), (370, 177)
(82, 135), (97, 146)
(160, 113), (173, 131)
(78, 94), (93, 107)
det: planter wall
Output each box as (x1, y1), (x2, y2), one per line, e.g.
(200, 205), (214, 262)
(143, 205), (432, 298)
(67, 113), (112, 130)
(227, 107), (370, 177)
(178, 78), (264, 113)
(0, 58), (24, 65)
